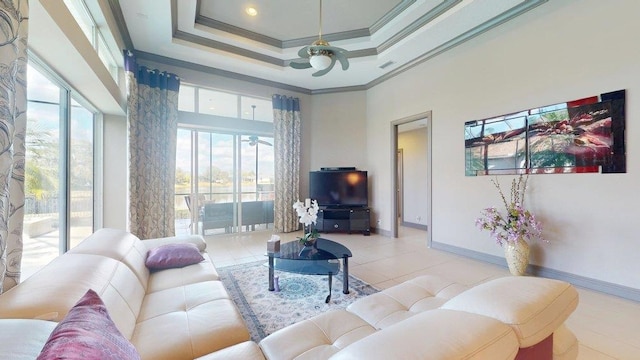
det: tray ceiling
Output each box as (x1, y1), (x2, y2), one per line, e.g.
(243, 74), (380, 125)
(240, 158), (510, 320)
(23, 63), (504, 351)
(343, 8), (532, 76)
(116, 0), (547, 92)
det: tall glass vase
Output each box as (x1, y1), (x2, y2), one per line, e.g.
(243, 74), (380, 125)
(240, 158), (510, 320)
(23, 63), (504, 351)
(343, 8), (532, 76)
(302, 224), (318, 248)
(504, 237), (530, 276)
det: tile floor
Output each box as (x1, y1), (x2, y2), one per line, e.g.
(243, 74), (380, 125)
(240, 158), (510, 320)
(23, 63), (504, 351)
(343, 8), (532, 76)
(205, 226), (640, 360)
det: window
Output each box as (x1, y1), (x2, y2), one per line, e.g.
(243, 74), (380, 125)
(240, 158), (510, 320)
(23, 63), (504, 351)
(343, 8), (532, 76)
(178, 84), (274, 123)
(23, 60), (99, 279)
(241, 96), (272, 122)
(175, 130), (274, 236)
(174, 84), (275, 235)
(63, 0), (120, 81)
(178, 85), (196, 112)
(198, 89), (238, 117)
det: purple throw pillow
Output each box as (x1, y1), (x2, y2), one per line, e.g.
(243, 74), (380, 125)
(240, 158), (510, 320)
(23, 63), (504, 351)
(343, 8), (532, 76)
(145, 242), (204, 270)
(37, 289), (140, 360)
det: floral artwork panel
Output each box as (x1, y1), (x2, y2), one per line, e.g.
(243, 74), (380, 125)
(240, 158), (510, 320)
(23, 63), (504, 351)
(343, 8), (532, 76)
(464, 90), (626, 176)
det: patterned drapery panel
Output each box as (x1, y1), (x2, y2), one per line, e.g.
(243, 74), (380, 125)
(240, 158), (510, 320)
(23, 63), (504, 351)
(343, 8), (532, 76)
(124, 51), (180, 239)
(272, 95), (301, 233)
(0, 0), (28, 293)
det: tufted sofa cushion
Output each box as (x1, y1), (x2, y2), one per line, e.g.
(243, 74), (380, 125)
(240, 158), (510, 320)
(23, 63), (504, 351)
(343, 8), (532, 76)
(196, 341), (266, 360)
(259, 310), (376, 360)
(346, 275), (467, 329)
(259, 276), (468, 360)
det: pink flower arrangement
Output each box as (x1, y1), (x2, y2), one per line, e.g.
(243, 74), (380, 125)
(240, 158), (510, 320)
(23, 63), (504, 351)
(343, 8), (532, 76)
(475, 175), (544, 246)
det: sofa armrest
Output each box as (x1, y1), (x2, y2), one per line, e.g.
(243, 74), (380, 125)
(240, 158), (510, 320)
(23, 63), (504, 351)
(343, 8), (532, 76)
(142, 234), (207, 252)
(441, 276), (579, 348)
(329, 309), (519, 360)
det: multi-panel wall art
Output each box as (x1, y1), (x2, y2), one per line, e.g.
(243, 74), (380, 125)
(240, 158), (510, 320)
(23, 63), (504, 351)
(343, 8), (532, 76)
(465, 90), (626, 176)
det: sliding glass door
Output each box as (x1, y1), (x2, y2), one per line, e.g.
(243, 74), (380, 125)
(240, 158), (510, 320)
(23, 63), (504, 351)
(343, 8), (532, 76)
(175, 129), (274, 235)
(23, 62), (97, 279)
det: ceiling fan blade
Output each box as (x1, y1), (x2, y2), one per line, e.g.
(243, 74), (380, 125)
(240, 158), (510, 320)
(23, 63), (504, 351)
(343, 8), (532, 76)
(298, 46), (311, 58)
(258, 140), (273, 146)
(333, 49), (349, 70)
(289, 60), (312, 69)
(312, 56), (337, 77)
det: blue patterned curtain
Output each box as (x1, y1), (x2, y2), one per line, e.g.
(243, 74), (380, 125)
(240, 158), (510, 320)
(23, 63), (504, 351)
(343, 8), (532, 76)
(124, 51), (180, 239)
(272, 95), (301, 233)
(0, 0), (28, 293)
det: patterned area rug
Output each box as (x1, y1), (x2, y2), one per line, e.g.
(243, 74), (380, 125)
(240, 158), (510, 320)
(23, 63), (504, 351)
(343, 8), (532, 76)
(218, 260), (378, 342)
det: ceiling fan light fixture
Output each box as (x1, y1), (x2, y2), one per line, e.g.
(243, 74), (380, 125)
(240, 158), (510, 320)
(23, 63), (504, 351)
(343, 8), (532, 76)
(245, 7), (258, 16)
(289, 0), (349, 76)
(309, 54), (332, 70)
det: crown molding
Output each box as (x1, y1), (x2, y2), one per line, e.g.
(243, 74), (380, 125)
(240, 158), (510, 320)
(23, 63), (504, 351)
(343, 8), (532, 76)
(195, 16), (283, 48)
(367, 0), (548, 89)
(174, 30), (287, 67)
(133, 50), (313, 95)
(107, 0), (133, 50)
(377, 0), (463, 53)
(369, 0), (417, 34)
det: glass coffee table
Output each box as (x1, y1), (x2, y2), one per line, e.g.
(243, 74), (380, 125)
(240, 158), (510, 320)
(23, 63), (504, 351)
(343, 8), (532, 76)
(267, 238), (352, 303)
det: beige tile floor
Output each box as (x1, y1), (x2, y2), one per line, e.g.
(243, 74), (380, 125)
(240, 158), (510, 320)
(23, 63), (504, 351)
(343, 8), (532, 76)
(205, 226), (640, 360)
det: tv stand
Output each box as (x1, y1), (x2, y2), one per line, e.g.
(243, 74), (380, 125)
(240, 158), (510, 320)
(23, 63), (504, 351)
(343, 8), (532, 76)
(316, 206), (370, 236)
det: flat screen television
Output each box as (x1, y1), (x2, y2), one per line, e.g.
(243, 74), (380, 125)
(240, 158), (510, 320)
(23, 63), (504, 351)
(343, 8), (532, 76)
(309, 170), (368, 207)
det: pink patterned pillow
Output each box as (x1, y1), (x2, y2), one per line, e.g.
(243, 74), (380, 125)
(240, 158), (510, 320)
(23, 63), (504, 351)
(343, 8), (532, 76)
(145, 242), (204, 270)
(37, 289), (140, 360)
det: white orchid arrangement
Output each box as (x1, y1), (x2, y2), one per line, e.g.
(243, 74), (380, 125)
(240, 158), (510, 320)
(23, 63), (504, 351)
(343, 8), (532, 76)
(293, 199), (319, 243)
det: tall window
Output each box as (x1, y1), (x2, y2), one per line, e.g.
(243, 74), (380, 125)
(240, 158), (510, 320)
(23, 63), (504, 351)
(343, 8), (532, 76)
(175, 129), (275, 235)
(175, 84), (274, 235)
(23, 61), (98, 279)
(62, 0), (120, 81)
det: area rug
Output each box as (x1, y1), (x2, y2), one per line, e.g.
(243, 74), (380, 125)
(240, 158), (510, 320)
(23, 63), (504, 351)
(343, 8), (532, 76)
(218, 260), (379, 342)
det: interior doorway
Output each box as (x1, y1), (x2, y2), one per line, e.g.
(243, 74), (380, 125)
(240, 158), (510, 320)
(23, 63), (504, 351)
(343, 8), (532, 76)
(391, 112), (432, 245)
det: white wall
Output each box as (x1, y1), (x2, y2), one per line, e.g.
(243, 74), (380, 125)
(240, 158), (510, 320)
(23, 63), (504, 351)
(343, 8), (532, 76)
(102, 114), (128, 230)
(304, 91), (368, 197)
(366, 0), (640, 289)
(398, 128), (428, 226)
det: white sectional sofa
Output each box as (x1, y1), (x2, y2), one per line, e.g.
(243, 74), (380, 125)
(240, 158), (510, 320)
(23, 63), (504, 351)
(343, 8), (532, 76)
(259, 275), (579, 360)
(0, 229), (579, 359)
(0, 228), (250, 359)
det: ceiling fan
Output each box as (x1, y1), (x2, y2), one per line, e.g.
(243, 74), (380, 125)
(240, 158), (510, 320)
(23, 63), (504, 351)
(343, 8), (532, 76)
(243, 135), (272, 147)
(289, 0), (349, 77)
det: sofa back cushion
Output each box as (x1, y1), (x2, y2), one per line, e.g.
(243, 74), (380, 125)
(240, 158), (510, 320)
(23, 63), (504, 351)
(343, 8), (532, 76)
(0, 254), (145, 340)
(69, 228), (151, 290)
(441, 276), (579, 347)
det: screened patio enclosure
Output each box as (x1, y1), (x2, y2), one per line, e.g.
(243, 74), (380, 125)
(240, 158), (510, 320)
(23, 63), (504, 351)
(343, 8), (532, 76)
(175, 128), (275, 235)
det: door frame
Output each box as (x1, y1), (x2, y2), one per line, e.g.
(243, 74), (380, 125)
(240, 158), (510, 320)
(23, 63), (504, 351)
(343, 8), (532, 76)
(390, 111), (432, 246)
(397, 148), (404, 221)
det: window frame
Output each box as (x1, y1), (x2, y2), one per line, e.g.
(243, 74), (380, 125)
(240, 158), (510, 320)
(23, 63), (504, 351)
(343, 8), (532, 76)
(27, 52), (103, 253)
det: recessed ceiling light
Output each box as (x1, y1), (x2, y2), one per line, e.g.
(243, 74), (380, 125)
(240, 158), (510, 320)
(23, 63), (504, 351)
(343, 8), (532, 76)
(245, 7), (258, 16)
